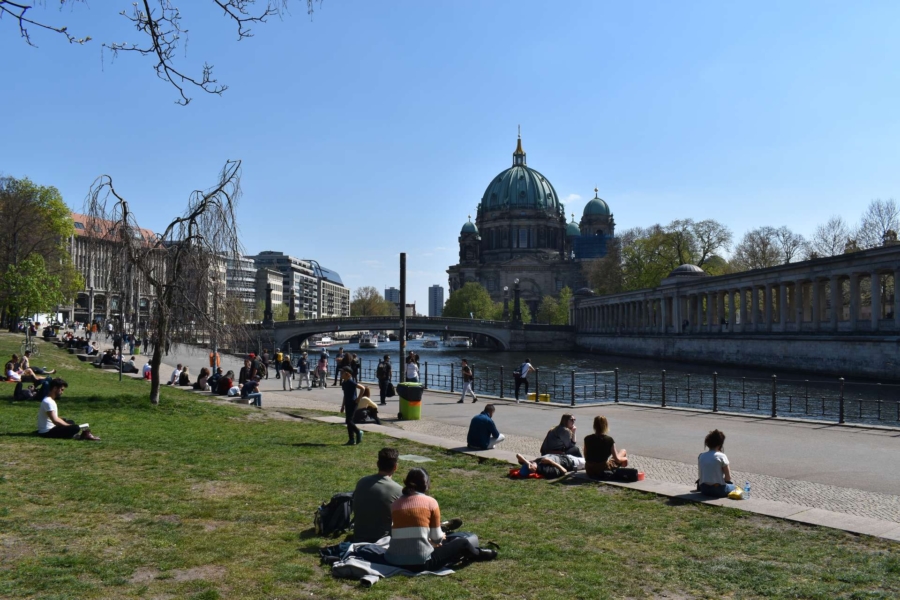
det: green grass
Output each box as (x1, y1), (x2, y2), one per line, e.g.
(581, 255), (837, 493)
(0, 334), (898, 599)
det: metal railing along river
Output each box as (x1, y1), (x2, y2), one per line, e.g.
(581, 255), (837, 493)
(350, 358), (900, 428)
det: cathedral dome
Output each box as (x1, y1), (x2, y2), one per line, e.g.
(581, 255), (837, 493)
(583, 188), (610, 217)
(566, 220), (581, 237)
(668, 264), (706, 277)
(461, 218), (479, 235)
(480, 136), (560, 213)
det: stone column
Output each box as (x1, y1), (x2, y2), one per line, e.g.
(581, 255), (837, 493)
(660, 296), (667, 333)
(778, 283), (787, 330)
(849, 273), (859, 330)
(736, 288), (746, 332)
(764, 284), (773, 332)
(811, 279), (821, 330)
(794, 280), (804, 329)
(830, 276), (841, 331)
(716, 291), (725, 332)
(894, 270), (900, 329)
(706, 292), (714, 333)
(750, 286), (759, 330)
(871, 272), (881, 331)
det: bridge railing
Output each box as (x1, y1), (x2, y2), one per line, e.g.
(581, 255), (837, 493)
(351, 358), (900, 426)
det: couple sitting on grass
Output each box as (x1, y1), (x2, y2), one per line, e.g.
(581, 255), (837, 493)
(350, 448), (497, 571)
(516, 414), (629, 478)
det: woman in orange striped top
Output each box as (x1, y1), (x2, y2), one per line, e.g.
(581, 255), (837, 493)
(384, 468), (497, 571)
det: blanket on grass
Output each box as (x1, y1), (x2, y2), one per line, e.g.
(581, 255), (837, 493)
(326, 538), (455, 587)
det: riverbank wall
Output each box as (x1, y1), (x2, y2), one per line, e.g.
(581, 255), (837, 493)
(575, 333), (900, 380)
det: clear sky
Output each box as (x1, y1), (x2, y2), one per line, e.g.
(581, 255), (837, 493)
(3, 1), (900, 307)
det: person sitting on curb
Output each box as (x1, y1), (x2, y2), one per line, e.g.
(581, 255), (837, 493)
(166, 363), (183, 385)
(194, 367), (211, 391)
(352, 447), (403, 543)
(216, 370), (235, 395)
(540, 413), (582, 457)
(241, 374), (263, 408)
(697, 429), (736, 498)
(353, 386), (382, 425)
(583, 415), (628, 479)
(37, 378), (100, 441)
(208, 367), (223, 391)
(515, 452), (585, 478)
(466, 404), (505, 450)
(121, 356), (139, 374)
(178, 366), (192, 386)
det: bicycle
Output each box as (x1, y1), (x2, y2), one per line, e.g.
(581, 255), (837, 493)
(20, 339), (40, 357)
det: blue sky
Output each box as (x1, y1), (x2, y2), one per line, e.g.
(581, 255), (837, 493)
(3, 1), (900, 307)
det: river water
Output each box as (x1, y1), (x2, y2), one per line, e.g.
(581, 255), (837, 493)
(305, 337), (900, 427)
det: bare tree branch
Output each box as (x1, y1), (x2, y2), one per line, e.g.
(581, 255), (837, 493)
(0, 0), (91, 45)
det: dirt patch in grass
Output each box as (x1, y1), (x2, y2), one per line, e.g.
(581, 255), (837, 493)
(191, 480), (253, 500)
(0, 535), (34, 564)
(169, 565), (226, 582)
(448, 468), (480, 477)
(129, 567), (160, 584)
(200, 520), (229, 531)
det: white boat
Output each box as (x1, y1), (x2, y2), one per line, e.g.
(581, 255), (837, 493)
(408, 332), (423, 340)
(359, 333), (378, 349)
(444, 335), (470, 348)
(423, 339), (439, 348)
(312, 335), (333, 347)
(377, 334), (388, 343)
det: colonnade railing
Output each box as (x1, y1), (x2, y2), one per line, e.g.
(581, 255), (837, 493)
(332, 358), (899, 427)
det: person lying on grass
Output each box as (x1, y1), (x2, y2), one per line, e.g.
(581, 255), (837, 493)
(37, 378), (100, 441)
(5, 355), (46, 383)
(21, 351), (56, 375)
(515, 452), (585, 478)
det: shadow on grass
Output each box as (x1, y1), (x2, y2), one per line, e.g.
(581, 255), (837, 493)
(283, 443), (330, 448)
(0, 432), (39, 437)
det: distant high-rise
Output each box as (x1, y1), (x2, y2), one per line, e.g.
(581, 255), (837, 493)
(384, 287), (400, 304)
(428, 285), (444, 317)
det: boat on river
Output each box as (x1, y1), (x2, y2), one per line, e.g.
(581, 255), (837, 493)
(311, 335), (333, 347)
(444, 335), (470, 348)
(423, 338), (439, 348)
(359, 333), (378, 349)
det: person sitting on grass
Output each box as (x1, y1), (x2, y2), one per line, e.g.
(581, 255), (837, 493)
(539, 413), (582, 457)
(217, 370), (234, 395)
(515, 452), (585, 478)
(466, 404), (505, 450)
(583, 415), (628, 479)
(241, 374), (263, 408)
(178, 366), (192, 386)
(352, 447), (403, 543)
(100, 350), (117, 366)
(194, 367), (211, 391)
(37, 378), (100, 441)
(121, 356), (139, 374)
(166, 363), (183, 385)
(5, 355), (46, 383)
(384, 468), (496, 571)
(697, 429), (736, 498)
(21, 351), (56, 375)
(352, 386), (382, 425)
(142, 362), (152, 380)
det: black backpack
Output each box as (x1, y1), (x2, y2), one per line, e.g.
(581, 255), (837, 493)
(314, 492), (354, 536)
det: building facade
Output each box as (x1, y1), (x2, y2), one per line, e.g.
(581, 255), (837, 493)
(225, 256), (258, 318)
(447, 135), (615, 317)
(428, 285), (444, 317)
(250, 251), (350, 319)
(384, 287), (400, 304)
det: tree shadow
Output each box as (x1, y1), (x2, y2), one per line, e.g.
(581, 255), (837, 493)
(283, 442), (330, 448)
(0, 432), (39, 437)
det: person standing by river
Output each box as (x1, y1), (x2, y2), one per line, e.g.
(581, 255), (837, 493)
(514, 358), (535, 403)
(457, 359), (477, 403)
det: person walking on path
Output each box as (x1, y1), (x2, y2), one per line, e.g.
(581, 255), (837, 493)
(274, 348), (283, 380)
(280, 353), (295, 391)
(340, 367), (365, 445)
(261, 350), (271, 380)
(377, 355), (392, 405)
(333, 347), (346, 386)
(514, 358), (535, 403)
(466, 404), (505, 450)
(296, 352), (311, 390)
(457, 359), (477, 403)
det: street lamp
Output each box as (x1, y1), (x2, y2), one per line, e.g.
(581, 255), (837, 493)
(513, 278), (522, 326)
(502, 286), (509, 321)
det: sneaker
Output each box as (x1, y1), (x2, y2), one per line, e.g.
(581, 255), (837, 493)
(457, 399), (464, 404)
(80, 431), (101, 442)
(472, 398), (478, 403)
(440, 518), (463, 532)
(475, 548), (497, 561)
(356, 431), (364, 444)
(344, 440), (356, 446)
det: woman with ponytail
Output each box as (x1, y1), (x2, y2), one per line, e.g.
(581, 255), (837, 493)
(385, 468), (497, 570)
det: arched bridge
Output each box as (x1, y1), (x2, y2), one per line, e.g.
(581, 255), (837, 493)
(254, 316), (574, 352)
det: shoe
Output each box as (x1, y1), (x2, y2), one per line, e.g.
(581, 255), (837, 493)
(472, 398), (478, 403)
(441, 518), (463, 532)
(344, 440), (356, 446)
(356, 431), (363, 444)
(81, 431), (101, 441)
(380, 402), (386, 406)
(457, 399), (464, 404)
(475, 548), (497, 561)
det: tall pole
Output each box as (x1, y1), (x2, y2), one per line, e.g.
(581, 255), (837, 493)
(399, 253), (407, 383)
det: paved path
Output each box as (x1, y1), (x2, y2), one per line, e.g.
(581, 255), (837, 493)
(128, 344), (900, 525)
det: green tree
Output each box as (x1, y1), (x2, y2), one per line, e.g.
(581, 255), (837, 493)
(351, 286), (393, 316)
(1, 254), (66, 322)
(555, 286), (573, 325)
(443, 282), (496, 319)
(536, 295), (560, 324)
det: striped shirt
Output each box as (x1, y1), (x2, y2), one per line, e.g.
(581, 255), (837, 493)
(385, 492), (443, 566)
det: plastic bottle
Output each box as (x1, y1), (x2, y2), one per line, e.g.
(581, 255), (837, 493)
(744, 481), (751, 500)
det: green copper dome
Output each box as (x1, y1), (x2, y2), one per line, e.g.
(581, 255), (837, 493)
(583, 188), (611, 217)
(566, 221), (581, 237)
(480, 136), (560, 213)
(461, 219), (479, 235)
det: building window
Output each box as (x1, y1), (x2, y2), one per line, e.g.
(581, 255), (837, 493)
(519, 228), (528, 249)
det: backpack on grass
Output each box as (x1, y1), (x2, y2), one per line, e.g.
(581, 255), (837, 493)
(314, 492), (354, 536)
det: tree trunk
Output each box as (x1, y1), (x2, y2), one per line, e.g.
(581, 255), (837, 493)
(149, 312), (169, 406)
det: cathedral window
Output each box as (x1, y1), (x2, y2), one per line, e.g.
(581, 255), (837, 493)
(519, 229), (528, 249)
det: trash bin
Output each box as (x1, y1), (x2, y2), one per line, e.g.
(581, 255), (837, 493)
(398, 382), (425, 420)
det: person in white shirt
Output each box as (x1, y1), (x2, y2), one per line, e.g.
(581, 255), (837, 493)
(697, 429), (736, 498)
(142, 362), (152, 380)
(166, 364), (183, 386)
(514, 359), (535, 403)
(37, 378), (100, 441)
(405, 357), (419, 383)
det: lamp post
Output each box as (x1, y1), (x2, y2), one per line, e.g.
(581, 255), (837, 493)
(513, 279), (522, 326)
(502, 286), (510, 321)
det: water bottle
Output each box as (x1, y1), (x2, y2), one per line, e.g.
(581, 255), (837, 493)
(744, 481), (751, 500)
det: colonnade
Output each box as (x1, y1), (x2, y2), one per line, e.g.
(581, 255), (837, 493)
(575, 265), (900, 335)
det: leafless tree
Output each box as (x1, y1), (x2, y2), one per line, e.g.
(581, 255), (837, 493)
(774, 226), (806, 264)
(855, 198), (899, 249)
(731, 226), (782, 271)
(2, 0), (317, 105)
(691, 219), (733, 267)
(84, 160), (246, 404)
(807, 215), (852, 259)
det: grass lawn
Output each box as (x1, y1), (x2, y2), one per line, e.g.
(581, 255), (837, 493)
(0, 334), (898, 599)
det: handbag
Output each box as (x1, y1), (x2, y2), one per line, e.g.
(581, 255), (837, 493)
(386, 382), (396, 398)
